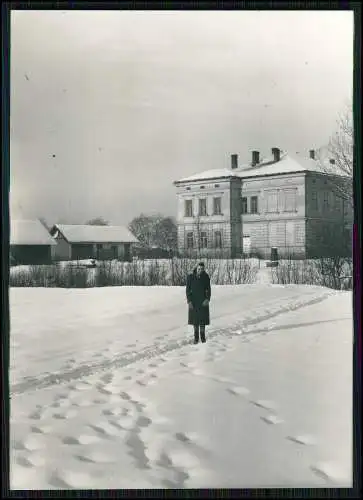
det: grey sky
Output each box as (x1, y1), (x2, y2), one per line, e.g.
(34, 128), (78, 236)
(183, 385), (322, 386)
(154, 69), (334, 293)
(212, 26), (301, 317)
(10, 10), (353, 225)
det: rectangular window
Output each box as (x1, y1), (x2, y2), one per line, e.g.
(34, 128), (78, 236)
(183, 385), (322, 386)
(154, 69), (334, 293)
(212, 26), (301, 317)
(323, 191), (329, 210)
(284, 189), (297, 212)
(295, 224), (305, 244)
(241, 197), (248, 214)
(213, 197), (222, 215)
(267, 191), (278, 212)
(200, 232), (208, 249)
(251, 196), (258, 214)
(312, 191), (318, 210)
(199, 198), (207, 216)
(186, 232), (194, 249)
(285, 221), (295, 247)
(185, 199), (193, 217)
(343, 199), (349, 217)
(214, 231), (222, 248)
(334, 193), (341, 211)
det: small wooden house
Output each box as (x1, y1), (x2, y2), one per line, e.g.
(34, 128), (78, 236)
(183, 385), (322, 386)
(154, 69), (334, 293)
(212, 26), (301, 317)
(49, 224), (139, 261)
(10, 220), (56, 265)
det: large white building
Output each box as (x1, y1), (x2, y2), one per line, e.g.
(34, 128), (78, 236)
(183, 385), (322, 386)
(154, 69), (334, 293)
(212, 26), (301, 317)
(174, 148), (352, 258)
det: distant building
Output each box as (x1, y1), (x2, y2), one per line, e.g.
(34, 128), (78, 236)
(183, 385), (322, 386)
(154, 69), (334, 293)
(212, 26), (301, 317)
(49, 224), (139, 261)
(174, 148), (353, 258)
(10, 220), (56, 265)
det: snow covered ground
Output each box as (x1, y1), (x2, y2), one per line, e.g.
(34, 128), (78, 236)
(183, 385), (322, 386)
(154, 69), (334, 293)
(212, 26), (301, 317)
(10, 285), (352, 489)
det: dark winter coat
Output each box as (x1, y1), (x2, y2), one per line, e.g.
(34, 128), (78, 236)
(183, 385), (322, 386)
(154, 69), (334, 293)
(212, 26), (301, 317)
(186, 269), (211, 326)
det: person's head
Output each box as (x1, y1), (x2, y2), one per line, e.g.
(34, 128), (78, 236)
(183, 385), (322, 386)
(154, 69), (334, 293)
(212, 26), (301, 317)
(196, 262), (205, 276)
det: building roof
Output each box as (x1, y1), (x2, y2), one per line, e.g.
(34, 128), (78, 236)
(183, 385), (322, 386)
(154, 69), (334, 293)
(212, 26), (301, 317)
(53, 224), (139, 244)
(174, 152), (345, 184)
(11, 220), (56, 246)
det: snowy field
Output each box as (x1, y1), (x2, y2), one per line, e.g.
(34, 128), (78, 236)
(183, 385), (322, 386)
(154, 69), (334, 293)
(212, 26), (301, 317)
(10, 284), (352, 489)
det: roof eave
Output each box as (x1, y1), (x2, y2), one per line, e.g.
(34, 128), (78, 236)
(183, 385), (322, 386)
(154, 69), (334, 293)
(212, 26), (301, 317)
(174, 174), (241, 185)
(240, 169), (308, 180)
(67, 240), (138, 244)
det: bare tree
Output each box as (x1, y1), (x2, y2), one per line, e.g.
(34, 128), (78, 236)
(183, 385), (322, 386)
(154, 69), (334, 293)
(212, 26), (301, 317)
(194, 215), (200, 255)
(87, 217), (109, 226)
(128, 213), (176, 249)
(318, 103), (353, 206)
(154, 216), (178, 250)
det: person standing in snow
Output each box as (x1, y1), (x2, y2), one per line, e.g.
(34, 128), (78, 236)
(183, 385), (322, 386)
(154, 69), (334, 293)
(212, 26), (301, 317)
(186, 262), (211, 344)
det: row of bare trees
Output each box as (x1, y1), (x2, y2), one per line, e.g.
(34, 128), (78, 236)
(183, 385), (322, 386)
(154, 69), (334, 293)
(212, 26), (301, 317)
(317, 102), (353, 207)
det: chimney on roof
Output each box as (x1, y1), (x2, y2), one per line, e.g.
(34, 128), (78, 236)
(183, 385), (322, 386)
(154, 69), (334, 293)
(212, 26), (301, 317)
(329, 158), (336, 165)
(309, 149), (315, 160)
(251, 150), (260, 166)
(231, 154), (238, 170)
(272, 147), (280, 162)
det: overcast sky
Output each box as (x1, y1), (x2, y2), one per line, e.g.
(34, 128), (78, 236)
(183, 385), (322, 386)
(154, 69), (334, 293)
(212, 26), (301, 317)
(10, 9), (353, 225)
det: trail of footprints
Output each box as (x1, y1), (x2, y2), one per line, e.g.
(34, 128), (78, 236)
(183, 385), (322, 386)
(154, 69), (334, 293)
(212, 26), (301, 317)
(13, 361), (205, 489)
(13, 328), (340, 488)
(190, 359), (338, 485)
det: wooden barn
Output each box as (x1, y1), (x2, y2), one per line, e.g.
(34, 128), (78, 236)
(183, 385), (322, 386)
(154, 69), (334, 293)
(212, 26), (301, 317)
(49, 224), (139, 261)
(10, 220), (56, 265)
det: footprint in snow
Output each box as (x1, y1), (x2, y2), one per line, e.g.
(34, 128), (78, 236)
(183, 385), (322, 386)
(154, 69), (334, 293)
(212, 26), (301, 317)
(50, 399), (71, 409)
(53, 409), (78, 420)
(102, 407), (128, 417)
(49, 469), (97, 489)
(62, 434), (100, 445)
(287, 434), (317, 446)
(30, 425), (52, 435)
(136, 380), (147, 387)
(261, 415), (284, 425)
(75, 450), (117, 464)
(227, 386), (250, 397)
(28, 410), (43, 421)
(88, 422), (121, 438)
(310, 462), (346, 483)
(120, 391), (132, 401)
(99, 373), (113, 385)
(16, 454), (46, 468)
(251, 400), (277, 411)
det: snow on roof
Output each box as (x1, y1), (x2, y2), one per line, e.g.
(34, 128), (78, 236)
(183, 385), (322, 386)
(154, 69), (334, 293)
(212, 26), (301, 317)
(54, 224), (139, 244)
(11, 220), (56, 246)
(175, 152), (343, 183)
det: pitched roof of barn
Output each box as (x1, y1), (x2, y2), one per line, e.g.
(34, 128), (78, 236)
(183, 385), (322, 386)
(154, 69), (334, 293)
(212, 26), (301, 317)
(53, 224), (139, 244)
(11, 220), (56, 246)
(174, 152), (346, 183)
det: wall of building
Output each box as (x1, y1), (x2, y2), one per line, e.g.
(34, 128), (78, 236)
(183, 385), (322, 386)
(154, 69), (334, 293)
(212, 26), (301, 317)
(241, 173), (306, 257)
(53, 234), (72, 260)
(230, 178), (243, 257)
(10, 245), (53, 265)
(305, 172), (353, 257)
(176, 178), (235, 257)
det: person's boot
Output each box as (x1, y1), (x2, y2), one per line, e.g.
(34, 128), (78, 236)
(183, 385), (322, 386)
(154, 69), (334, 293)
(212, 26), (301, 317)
(194, 326), (199, 344)
(200, 327), (206, 343)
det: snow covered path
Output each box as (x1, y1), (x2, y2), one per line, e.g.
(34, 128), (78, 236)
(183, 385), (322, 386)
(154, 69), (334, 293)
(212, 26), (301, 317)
(11, 285), (336, 392)
(10, 286), (352, 489)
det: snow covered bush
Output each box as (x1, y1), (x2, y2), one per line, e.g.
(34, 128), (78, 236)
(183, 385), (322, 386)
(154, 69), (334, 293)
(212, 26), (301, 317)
(271, 257), (353, 290)
(9, 257), (259, 288)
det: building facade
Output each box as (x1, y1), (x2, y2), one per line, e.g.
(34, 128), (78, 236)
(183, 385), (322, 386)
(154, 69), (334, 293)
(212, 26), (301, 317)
(174, 149), (352, 259)
(10, 220), (56, 265)
(49, 224), (139, 261)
